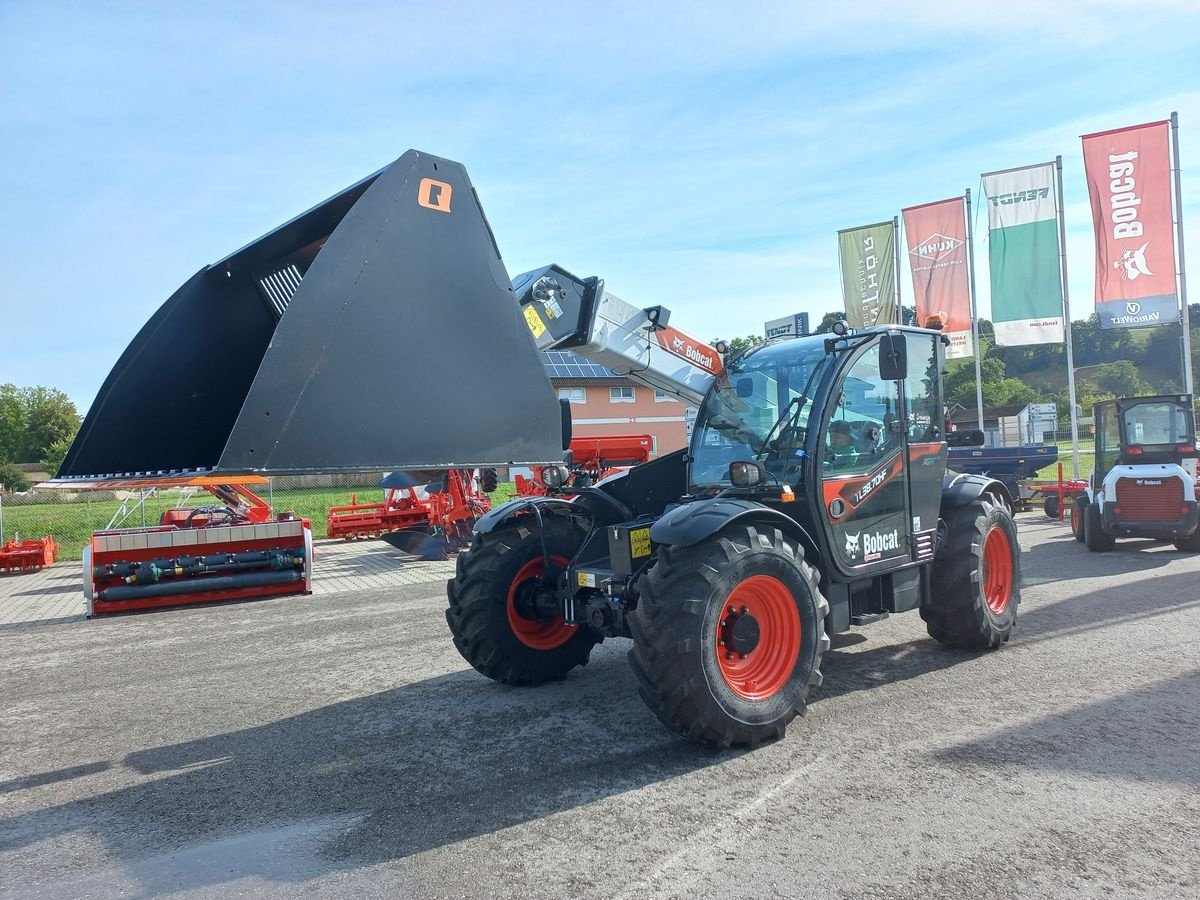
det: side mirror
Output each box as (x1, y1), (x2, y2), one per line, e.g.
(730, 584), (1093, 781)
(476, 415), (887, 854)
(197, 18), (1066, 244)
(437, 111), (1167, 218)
(736, 378), (755, 398)
(878, 332), (908, 381)
(560, 398), (573, 451)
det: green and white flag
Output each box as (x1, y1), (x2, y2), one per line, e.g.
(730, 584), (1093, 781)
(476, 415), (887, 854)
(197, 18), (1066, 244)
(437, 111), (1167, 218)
(837, 221), (896, 328)
(981, 163), (1065, 346)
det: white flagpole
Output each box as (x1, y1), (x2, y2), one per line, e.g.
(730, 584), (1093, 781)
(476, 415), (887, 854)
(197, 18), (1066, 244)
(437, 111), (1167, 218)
(1056, 156), (1082, 479)
(1171, 112), (1194, 397)
(965, 189), (985, 432)
(893, 215), (902, 325)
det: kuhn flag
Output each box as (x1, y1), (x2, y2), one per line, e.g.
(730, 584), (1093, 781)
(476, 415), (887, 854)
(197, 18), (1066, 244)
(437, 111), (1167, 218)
(981, 163), (1065, 346)
(838, 221), (896, 328)
(1082, 121), (1178, 329)
(902, 197), (972, 358)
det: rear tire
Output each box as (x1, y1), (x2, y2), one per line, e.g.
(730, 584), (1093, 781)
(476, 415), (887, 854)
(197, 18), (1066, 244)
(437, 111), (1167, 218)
(1043, 495), (1060, 518)
(1174, 530), (1200, 552)
(1071, 497), (1087, 543)
(627, 523), (829, 748)
(1084, 500), (1115, 552)
(446, 516), (598, 685)
(922, 496), (1020, 650)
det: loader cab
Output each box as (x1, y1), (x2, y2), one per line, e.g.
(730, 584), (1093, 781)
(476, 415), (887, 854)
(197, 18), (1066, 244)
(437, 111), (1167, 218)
(1093, 395), (1197, 485)
(687, 327), (948, 582)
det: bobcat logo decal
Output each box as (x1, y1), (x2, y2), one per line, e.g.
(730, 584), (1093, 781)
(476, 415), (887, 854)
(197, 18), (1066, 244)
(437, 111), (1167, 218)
(844, 531), (860, 557)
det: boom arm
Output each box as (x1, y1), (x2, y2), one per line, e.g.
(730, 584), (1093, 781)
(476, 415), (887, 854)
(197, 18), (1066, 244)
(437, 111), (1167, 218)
(512, 265), (722, 407)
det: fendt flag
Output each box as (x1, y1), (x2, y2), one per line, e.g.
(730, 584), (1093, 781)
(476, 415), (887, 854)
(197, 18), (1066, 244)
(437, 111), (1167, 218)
(981, 163), (1065, 346)
(838, 221), (896, 328)
(902, 197), (973, 358)
(1082, 121), (1178, 329)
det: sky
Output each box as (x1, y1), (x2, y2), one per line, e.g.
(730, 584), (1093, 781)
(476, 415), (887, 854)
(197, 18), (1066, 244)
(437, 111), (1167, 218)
(1, 0), (1197, 413)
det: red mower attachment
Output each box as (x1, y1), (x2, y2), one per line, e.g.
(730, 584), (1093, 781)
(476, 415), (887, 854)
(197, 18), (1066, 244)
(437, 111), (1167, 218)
(0, 536), (59, 574)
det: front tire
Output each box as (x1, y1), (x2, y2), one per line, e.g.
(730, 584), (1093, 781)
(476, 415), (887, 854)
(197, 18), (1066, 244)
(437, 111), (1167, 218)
(627, 523), (829, 748)
(922, 496), (1020, 650)
(446, 516), (598, 685)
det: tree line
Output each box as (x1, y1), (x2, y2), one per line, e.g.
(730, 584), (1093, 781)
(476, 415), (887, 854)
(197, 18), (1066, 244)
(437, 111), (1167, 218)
(0, 385), (81, 491)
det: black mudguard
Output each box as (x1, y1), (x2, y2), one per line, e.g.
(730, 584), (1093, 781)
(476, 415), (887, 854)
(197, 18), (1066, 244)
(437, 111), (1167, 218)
(940, 472), (1013, 514)
(649, 497), (821, 564)
(472, 497), (582, 535)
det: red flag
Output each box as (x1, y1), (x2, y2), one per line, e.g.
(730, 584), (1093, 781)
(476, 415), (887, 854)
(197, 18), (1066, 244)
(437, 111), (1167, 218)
(902, 197), (972, 358)
(1081, 121), (1178, 328)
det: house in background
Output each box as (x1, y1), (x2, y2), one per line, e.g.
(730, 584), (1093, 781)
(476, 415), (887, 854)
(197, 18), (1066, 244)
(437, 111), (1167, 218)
(543, 351), (695, 456)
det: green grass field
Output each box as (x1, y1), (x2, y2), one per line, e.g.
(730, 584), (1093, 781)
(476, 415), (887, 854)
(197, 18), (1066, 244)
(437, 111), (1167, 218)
(1, 482), (520, 561)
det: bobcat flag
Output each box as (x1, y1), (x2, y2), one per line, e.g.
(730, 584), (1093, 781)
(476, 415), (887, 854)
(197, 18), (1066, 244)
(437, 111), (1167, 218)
(838, 221), (896, 328)
(1082, 121), (1178, 329)
(981, 163), (1065, 346)
(902, 197), (973, 358)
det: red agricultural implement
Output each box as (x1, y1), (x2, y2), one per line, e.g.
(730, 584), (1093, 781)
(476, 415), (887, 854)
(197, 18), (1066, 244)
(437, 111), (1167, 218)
(0, 536), (59, 574)
(516, 434), (653, 496)
(65, 476), (313, 617)
(326, 468), (493, 557)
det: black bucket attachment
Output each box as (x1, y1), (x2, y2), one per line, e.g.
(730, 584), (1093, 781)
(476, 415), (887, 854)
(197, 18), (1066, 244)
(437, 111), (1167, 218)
(56, 151), (564, 481)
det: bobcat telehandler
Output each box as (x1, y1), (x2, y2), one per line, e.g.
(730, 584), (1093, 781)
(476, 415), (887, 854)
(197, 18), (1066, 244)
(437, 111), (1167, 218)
(55, 150), (1021, 747)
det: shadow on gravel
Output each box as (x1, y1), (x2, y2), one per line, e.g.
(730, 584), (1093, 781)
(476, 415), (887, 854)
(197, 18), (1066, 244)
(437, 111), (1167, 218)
(933, 671), (1200, 787)
(0, 649), (729, 892)
(1022, 533), (1185, 577)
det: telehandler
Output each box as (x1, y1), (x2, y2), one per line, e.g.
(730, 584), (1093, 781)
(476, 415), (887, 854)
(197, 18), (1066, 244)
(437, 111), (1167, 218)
(55, 150), (1021, 746)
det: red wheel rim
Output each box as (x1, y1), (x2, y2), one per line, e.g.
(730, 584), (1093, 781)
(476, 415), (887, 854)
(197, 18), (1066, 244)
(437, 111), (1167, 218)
(715, 575), (801, 701)
(1071, 508), (1083, 538)
(982, 526), (1013, 614)
(506, 555), (577, 650)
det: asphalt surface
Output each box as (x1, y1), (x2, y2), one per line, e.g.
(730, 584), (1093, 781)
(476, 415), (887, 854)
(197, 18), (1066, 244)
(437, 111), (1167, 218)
(1, 513), (1197, 899)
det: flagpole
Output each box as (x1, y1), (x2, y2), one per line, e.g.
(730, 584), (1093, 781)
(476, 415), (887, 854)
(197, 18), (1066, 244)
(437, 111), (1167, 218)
(893, 215), (902, 325)
(1171, 112), (1194, 397)
(965, 189), (985, 432)
(1056, 155), (1082, 479)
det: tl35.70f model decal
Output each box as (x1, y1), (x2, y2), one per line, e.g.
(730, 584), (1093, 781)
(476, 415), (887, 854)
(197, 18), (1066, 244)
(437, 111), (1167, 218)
(823, 448), (904, 522)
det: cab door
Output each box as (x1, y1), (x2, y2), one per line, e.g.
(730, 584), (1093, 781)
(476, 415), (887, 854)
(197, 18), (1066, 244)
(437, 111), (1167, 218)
(901, 332), (947, 562)
(821, 339), (911, 572)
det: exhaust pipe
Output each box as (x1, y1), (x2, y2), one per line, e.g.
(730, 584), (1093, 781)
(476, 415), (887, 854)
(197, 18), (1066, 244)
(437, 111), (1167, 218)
(56, 151), (565, 481)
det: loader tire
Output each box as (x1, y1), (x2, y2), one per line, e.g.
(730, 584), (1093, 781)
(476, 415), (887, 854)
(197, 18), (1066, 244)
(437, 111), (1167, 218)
(446, 516), (598, 685)
(922, 496), (1020, 650)
(1174, 529), (1200, 552)
(627, 523), (829, 749)
(1071, 497), (1087, 542)
(1084, 501), (1115, 552)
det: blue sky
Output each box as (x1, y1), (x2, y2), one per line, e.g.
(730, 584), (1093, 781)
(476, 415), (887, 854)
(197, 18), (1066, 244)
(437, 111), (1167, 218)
(1, 1), (1197, 412)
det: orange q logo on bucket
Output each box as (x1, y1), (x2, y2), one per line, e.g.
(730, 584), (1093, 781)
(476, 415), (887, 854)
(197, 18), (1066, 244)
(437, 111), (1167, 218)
(418, 177), (452, 213)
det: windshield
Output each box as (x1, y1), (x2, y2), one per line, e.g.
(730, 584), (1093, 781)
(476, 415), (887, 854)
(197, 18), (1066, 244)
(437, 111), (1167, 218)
(690, 339), (831, 491)
(1122, 400), (1195, 446)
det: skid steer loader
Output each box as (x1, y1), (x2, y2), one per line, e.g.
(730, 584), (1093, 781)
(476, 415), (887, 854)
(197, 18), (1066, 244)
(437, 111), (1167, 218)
(55, 150), (1021, 747)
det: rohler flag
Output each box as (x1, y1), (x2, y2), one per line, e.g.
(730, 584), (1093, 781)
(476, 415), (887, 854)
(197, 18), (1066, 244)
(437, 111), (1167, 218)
(838, 221), (896, 328)
(981, 163), (1065, 346)
(1082, 121), (1178, 329)
(902, 197), (972, 358)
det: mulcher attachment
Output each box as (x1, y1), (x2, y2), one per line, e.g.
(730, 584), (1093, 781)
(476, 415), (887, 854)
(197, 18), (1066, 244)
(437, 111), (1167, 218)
(56, 150), (564, 482)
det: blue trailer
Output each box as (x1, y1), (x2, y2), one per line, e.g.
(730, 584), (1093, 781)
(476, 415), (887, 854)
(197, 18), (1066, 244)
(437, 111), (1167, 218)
(947, 444), (1060, 510)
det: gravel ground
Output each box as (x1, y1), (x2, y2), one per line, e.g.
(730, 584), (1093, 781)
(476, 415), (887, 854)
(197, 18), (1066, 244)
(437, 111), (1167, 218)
(1, 513), (1197, 899)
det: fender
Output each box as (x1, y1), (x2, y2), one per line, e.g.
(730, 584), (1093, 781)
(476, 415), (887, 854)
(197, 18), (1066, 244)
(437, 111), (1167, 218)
(940, 472), (1013, 515)
(649, 498), (821, 564)
(472, 497), (581, 535)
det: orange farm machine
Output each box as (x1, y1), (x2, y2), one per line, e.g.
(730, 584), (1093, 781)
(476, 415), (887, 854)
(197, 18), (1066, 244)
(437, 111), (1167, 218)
(73, 476), (312, 617)
(327, 468), (496, 557)
(515, 434), (653, 496)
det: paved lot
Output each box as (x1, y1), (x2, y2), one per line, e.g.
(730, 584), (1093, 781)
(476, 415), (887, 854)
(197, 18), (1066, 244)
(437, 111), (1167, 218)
(1, 514), (1197, 899)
